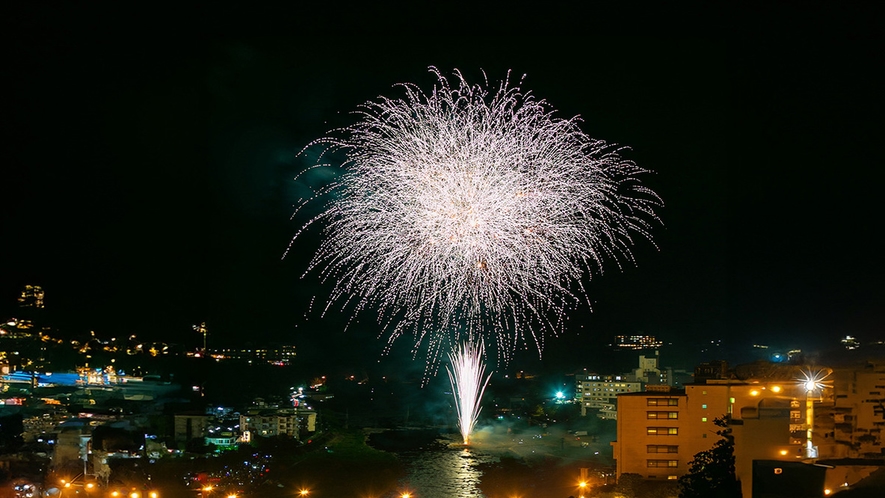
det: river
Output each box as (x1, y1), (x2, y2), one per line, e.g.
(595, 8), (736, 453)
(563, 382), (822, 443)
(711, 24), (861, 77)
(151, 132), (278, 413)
(368, 426), (614, 498)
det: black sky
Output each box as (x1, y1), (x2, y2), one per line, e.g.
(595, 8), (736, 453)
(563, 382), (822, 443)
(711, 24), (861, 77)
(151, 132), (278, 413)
(2, 5), (882, 373)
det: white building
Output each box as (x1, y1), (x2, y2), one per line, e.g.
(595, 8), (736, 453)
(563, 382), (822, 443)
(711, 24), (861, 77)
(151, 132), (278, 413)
(576, 374), (641, 419)
(239, 408), (317, 442)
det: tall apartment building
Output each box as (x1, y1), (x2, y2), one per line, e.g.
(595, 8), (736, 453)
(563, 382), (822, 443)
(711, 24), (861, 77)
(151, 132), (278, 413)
(612, 381), (812, 496)
(612, 362), (885, 497)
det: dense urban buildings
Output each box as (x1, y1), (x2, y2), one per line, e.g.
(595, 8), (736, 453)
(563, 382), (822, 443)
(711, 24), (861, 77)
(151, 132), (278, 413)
(3, 284), (884, 496)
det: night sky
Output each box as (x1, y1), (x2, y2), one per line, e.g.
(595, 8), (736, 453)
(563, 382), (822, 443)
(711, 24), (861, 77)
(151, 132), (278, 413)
(3, 5), (882, 374)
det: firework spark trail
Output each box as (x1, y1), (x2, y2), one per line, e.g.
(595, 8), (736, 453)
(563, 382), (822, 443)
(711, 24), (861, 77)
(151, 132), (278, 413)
(290, 67), (661, 373)
(446, 339), (492, 445)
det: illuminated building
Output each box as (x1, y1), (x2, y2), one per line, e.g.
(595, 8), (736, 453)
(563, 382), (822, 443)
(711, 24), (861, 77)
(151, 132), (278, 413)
(213, 344), (296, 365)
(630, 351), (671, 386)
(205, 433), (238, 451)
(611, 370), (835, 498)
(17, 285), (44, 309)
(576, 374), (640, 419)
(611, 362), (885, 496)
(577, 352), (680, 420)
(239, 408), (317, 442)
(840, 335), (860, 350)
(611, 335), (663, 350)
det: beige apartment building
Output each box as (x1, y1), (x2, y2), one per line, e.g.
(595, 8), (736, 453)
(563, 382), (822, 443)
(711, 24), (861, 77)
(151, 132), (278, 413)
(611, 361), (885, 497)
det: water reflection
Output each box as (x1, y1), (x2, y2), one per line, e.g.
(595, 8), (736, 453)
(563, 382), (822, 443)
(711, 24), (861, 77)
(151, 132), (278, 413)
(395, 437), (498, 498)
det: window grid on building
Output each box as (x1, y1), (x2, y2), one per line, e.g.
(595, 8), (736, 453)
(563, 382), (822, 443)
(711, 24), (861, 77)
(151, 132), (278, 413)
(647, 459), (678, 468)
(647, 398), (679, 406)
(647, 445), (678, 453)
(647, 411), (679, 419)
(647, 427), (678, 436)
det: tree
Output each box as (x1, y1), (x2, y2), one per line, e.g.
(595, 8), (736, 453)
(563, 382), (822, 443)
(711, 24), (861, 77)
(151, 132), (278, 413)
(615, 473), (644, 498)
(678, 417), (741, 498)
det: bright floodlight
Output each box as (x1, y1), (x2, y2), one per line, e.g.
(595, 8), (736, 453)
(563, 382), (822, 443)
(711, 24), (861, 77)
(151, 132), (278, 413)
(800, 369), (828, 393)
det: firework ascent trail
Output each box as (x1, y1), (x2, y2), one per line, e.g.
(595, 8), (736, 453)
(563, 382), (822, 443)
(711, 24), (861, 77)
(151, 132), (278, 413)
(446, 339), (492, 444)
(289, 67), (661, 375)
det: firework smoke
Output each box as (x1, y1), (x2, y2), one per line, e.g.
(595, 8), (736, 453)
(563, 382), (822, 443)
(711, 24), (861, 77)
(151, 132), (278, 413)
(446, 339), (491, 444)
(291, 67), (661, 371)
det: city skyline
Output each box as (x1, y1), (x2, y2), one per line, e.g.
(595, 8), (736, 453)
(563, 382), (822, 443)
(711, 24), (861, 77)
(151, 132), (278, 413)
(3, 6), (882, 374)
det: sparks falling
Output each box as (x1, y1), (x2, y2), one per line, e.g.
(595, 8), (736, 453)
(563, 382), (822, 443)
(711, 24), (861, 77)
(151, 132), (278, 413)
(290, 67), (662, 372)
(446, 339), (491, 445)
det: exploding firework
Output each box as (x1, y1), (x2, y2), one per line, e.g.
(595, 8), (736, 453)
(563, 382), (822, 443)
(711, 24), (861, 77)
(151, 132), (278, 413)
(290, 67), (661, 370)
(446, 339), (491, 444)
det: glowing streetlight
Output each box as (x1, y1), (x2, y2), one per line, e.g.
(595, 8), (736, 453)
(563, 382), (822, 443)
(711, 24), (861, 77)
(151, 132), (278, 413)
(299, 489), (310, 497)
(799, 368), (829, 459)
(578, 466), (590, 498)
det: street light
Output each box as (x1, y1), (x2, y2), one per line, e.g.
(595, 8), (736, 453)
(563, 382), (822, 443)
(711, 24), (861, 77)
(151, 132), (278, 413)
(799, 368), (829, 459)
(299, 489), (310, 497)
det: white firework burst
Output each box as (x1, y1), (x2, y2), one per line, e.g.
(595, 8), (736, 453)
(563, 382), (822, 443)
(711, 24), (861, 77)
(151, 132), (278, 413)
(290, 67), (661, 371)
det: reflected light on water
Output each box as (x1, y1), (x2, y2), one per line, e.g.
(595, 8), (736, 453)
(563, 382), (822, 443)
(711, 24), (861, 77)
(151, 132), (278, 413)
(399, 440), (497, 498)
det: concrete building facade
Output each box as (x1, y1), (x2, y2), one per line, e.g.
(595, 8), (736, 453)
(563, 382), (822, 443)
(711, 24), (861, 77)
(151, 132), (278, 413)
(612, 362), (885, 497)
